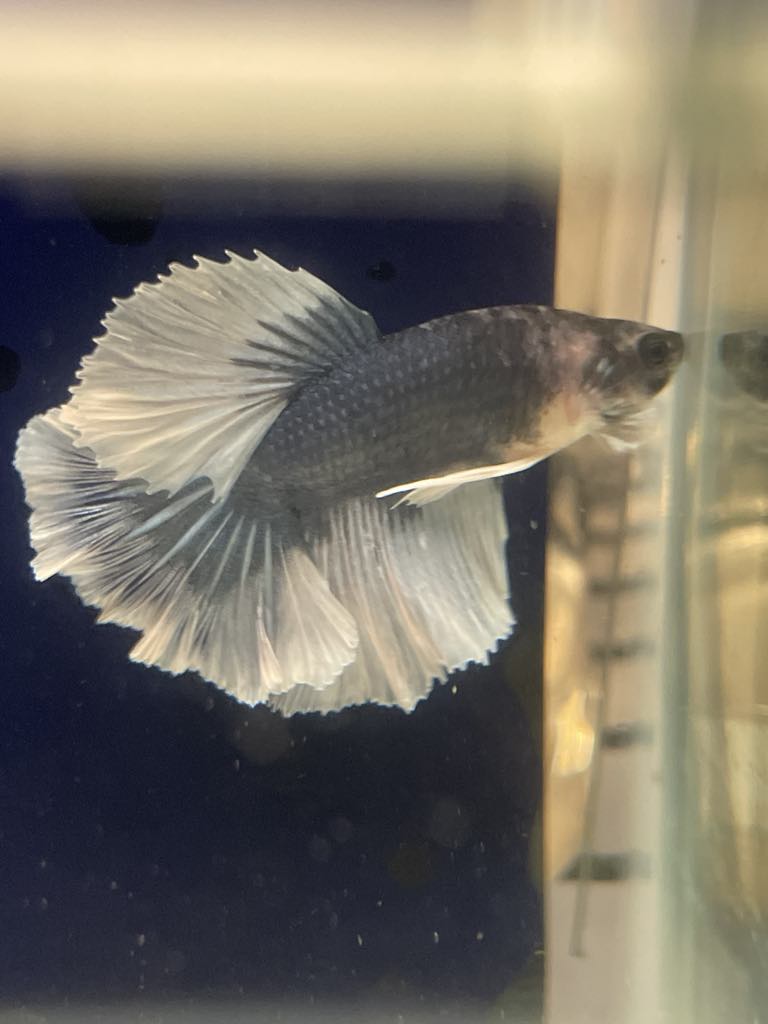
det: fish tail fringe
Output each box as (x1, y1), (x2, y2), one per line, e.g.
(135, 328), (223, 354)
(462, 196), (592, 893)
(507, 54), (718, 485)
(16, 410), (513, 713)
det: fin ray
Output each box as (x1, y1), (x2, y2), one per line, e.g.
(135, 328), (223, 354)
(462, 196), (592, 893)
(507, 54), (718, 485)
(270, 482), (514, 714)
(60, 251), (380, 501)
(15, 410), (358, 706)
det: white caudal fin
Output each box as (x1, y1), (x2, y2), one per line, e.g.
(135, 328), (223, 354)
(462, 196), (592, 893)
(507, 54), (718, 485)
(269, 481), (514, 714)
(16, 413), (513, 714)
(59, 251), (380, 502)
(14, 411), (358, 705)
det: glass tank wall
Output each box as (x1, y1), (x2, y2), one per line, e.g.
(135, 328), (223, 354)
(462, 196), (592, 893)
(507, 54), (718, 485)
(544, 4), (767, 1019)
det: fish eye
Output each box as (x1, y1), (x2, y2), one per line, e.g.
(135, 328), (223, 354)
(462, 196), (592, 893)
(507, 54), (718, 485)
(637, 331), (679, 370)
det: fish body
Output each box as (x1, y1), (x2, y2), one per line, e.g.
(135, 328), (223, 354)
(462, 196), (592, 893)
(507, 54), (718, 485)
(237, 311), (558, 514)
(237, 304), (673, 512)
(15, 252), (683, 713)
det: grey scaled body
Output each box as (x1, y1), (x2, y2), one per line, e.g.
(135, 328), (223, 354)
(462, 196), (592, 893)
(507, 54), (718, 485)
(234, 310), (561, 517)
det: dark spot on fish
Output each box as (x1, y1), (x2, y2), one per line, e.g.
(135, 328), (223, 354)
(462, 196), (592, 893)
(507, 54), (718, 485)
(75, 179), (164, 246)
(0, 345), (20, 392)
(721, 330), (768, 402)
(366, 259), (397, 283)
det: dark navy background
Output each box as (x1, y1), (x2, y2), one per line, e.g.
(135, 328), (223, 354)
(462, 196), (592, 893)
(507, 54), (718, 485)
(0, 179), (555, 1013)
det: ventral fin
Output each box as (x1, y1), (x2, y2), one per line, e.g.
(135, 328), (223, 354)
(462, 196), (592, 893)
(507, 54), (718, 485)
(270, 481), (514, 715)
(60, 251), (380, 501)
(387, 482), (462, 508)
(376, 455), (546, 507)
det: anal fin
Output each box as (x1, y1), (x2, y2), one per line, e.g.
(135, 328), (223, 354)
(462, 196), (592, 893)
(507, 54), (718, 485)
(270, 480), (514, 714)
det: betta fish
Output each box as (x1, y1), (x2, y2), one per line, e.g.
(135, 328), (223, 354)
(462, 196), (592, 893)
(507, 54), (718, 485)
(14, 252), (683, 713)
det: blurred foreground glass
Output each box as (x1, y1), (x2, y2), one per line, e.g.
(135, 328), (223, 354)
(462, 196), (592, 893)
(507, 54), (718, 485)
(547, 7), (768, 1023)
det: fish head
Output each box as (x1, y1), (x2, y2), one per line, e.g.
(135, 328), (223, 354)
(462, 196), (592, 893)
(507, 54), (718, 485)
(578, 318), (684, 449)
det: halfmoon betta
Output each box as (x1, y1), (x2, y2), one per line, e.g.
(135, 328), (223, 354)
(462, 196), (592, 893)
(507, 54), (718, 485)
(15, 252), (683, 714)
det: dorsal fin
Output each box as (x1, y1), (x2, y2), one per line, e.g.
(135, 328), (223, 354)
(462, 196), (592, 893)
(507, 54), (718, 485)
(60, 251), (380, 501)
